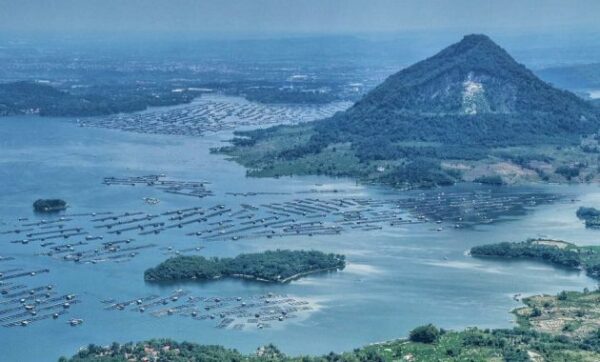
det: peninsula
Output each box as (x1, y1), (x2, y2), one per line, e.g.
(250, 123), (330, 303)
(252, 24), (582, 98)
(471, 239), (600, 279)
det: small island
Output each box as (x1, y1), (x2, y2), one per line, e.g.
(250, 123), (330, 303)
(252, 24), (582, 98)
(144, 249), (346, 283)
(33, 199), (67, 213)
(576, 206), (600, 228)
(470, 239), (600, 279)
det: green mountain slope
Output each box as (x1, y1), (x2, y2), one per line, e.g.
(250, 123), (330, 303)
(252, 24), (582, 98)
(317, 34), (598, 147)
(359, 34), (594, 116)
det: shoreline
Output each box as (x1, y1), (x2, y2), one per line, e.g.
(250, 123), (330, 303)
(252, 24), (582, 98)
(147, 266), (343, 284)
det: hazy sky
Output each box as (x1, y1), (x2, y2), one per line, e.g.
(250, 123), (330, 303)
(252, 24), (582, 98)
(1, 0), (599, 37)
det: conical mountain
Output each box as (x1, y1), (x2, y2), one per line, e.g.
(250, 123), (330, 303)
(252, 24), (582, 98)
(316, 34), (598, 146)
(352, 34), (593, 116)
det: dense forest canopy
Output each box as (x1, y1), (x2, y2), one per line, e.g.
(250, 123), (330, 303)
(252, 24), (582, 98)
(576, 206), (600, 220)
(0, 81), (198, 117)
(305, 34), (599, 151)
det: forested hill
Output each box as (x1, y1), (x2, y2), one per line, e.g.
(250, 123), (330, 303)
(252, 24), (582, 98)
(312, 34), (599, 147)
(144, 250), (346, 283)
(353, 34), (595, 116)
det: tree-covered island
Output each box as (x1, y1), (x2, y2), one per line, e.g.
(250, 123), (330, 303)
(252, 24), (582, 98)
(33, 199), (68, 213)
(576, 206), (600, 228)
(144, 249), (346, 283)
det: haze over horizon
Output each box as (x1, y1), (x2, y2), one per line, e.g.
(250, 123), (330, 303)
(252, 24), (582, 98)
(1, 0), (600, 40)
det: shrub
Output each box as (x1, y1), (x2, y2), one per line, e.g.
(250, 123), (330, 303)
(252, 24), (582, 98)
(409, 324), (440, 344)
(555, 165), (581, 180)
(473, 175), (504, 185)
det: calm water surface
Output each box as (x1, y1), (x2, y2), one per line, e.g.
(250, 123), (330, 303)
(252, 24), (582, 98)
(1, 115), (599, 361)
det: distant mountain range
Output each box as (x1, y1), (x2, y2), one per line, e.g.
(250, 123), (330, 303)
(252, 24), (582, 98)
(220, 34), (600, 188)
(538, 62), (600, 92)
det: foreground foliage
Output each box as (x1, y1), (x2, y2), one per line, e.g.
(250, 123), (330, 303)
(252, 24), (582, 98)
(61, 315), (600, 361)
(515, 290), (600, 342)
(144, 249), (346, 283)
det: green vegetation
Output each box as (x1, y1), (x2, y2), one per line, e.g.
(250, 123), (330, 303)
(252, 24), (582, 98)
(471, 239), (600, 279)
(0, 81), (198, 117)
(144, 250), (345, 283)
(585, 219), (600, 229)
(514, 289), (600, 343)
(61, 341), (249, 362)
(217, 34), (600, 189)
(409, 324), (440, 343)
(555, 164), (583, 180)
(33, 199), (67, 213)
(473, 175), (504, 185)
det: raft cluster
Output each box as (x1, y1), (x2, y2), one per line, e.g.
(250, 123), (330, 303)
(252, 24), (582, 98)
(78, 96), (350, 137)
(103, 289), (314, 330)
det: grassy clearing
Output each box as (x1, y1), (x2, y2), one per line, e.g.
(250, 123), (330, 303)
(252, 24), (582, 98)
(516, 290), (600, 340)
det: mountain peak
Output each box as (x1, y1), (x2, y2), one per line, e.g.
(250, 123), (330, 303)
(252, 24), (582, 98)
(352, 34), (594, 117)
(435, 33), (515, 67)
(459, 33), (494, 45)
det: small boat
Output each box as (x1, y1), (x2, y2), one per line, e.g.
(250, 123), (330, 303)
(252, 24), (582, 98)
(143, 197), (160, 205)
(69, 318), (83, 326)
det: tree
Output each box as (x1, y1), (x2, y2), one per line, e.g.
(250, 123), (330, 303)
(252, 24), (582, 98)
(409, 324), (440, 344)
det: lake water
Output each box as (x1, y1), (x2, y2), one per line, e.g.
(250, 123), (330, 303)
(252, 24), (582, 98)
(588, 89), (600, 99)
(1, 115), (599, 361)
